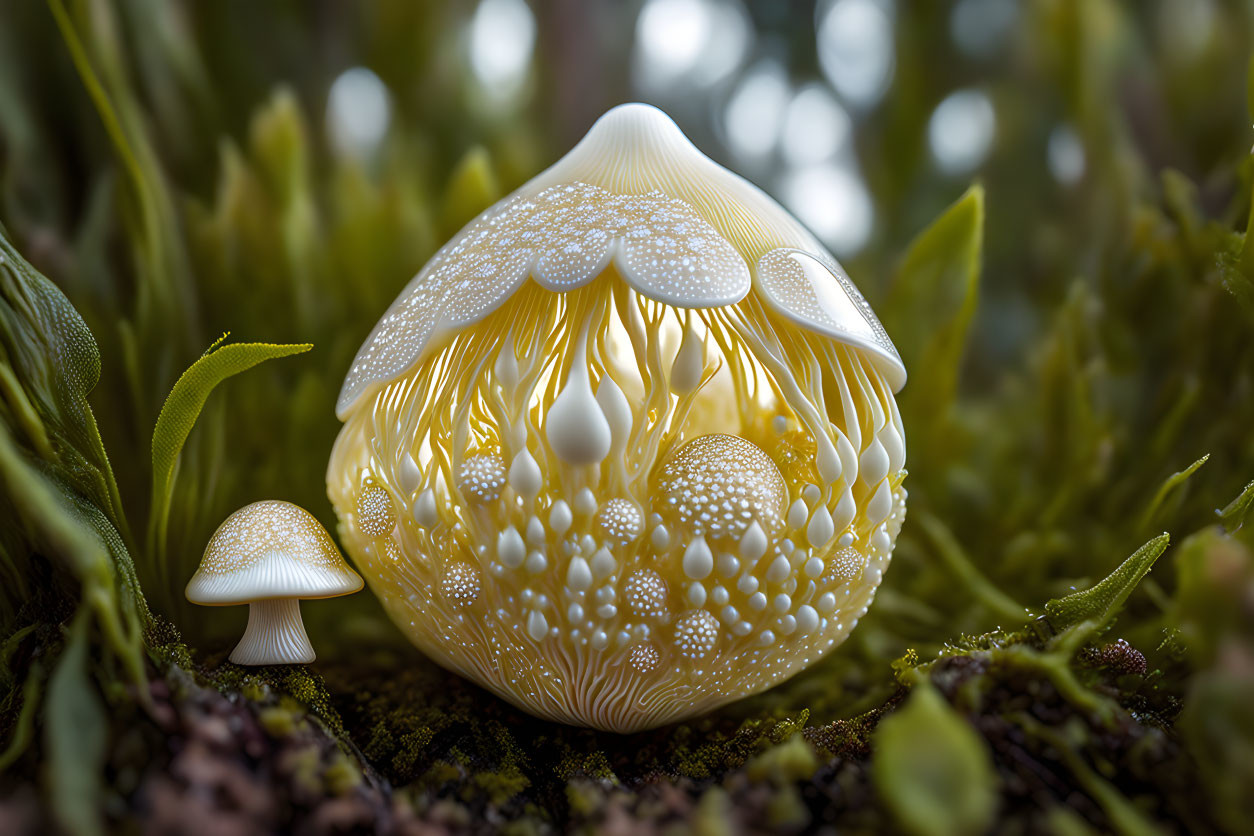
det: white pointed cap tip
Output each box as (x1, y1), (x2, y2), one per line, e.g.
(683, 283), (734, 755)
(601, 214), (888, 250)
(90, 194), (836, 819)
(574, 102), (690, 155)
(186, 500), (363, 605)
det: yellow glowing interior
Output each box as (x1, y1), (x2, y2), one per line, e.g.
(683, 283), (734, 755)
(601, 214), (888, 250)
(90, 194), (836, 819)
(327, 270), (905, 732)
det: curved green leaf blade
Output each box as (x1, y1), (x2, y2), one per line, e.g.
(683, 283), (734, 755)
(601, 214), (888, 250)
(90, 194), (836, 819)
(884, 185), (984, 457)
(44, 611), (107, 836)
(0, 233), (129, 543)
(1044, 533), (1170, 634)
(147, 340), (311, 574)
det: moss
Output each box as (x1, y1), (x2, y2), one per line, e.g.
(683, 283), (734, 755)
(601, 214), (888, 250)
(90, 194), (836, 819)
(258, 705), (299, 738)
(281, 744), (324, 798)
(470, 768), (532, 806)
(745, 735), (819, 785)
(323, 751), (363, 796)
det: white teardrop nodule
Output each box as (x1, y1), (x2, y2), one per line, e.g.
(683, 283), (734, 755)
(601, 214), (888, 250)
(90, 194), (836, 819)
(398, 453), (422, 496)
(413, 489), (438, 527)
(494, 334), (519, 390)
(544, 337), (612, 465)
(498, 526), (526, 569)
(595, 375), (634, 456)
(508, 449), (543, 500)
(669, 325), (706, 394)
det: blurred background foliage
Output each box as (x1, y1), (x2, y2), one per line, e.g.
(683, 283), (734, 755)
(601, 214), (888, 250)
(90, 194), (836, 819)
(2, 0), (1254, 832)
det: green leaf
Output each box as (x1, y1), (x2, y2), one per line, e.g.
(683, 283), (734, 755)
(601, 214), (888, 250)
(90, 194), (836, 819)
(1044, 533), (1170, 634)
(48, 0), (201, 369)
(0, 423), (148, 688)
(872, 683), (998, 836)
(147, 338), (311, 569)
(884, 185), (983, 450)
(1138, 454), (1209, 528)
(43, 612), (107, 836)
(0, 659), (41, 770)
(0, 233), (129, 543)
(1179, 659), (1254, 836)
(1218, 479), (1254, 532)
(1, 232), (149, 666)
(440, 146), (502, 240)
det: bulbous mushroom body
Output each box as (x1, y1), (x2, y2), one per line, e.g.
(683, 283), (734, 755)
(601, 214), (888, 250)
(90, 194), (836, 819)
(187, 500), (364, 665)
(327, 104), (907, 732)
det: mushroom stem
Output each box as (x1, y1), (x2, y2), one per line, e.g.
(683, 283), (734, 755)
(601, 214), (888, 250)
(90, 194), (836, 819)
(230, 598), (315, 665)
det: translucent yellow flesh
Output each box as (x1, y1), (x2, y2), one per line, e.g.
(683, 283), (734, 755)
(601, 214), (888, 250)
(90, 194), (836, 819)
(327, 275), (906, 732)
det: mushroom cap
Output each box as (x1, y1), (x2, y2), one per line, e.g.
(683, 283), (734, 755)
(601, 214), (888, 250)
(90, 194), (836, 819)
(186, 500), (364, 605)
(336, 102), (904, 419)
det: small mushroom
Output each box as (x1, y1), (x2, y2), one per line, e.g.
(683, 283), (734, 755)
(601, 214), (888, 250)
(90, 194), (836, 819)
(186, 500), (363, 665)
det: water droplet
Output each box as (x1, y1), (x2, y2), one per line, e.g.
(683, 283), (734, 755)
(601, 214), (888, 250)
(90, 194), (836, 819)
(413, 489), (438, 527)
(526, 610), (548, 641)
(549, 500), (573, 536)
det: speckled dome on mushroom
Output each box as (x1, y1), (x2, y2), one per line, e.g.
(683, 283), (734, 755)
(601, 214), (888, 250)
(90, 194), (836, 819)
(327, 103), (907, 732)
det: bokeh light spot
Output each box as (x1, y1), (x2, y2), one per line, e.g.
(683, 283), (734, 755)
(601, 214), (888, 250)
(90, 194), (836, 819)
(469, 0), (536, 97)
(1048, 124), (1085, 186)
(723, 59), (789, 162)
(782, 83), (852, 166)
(928, 88), (995, 175)
(326, 67), (392, 159)
(633, 0), (751, 93)
(779, 163), (873, 257)
(817, 0), (896, 110)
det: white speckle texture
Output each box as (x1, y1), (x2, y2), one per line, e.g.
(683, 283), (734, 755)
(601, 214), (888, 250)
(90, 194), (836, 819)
(659, 434), (787, 539)
(338, 182), (751, 415)
(674, 609), (720, 660)
(458, 453), (507, 503)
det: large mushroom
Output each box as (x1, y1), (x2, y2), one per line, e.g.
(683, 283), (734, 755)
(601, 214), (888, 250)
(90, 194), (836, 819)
(186, 500), (363, 665)
(327, 103), (908, 731)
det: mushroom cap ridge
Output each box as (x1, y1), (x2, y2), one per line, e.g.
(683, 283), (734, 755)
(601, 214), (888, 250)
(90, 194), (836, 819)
(186, 500), (364, 605)
(335, 102), (905, 419)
